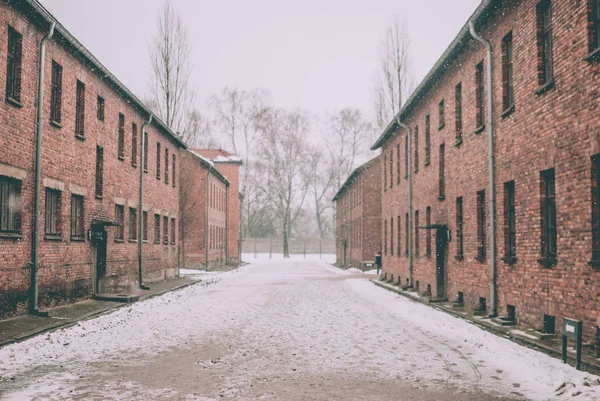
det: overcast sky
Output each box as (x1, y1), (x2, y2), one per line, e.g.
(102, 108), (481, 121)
(40, 0), (480, 119)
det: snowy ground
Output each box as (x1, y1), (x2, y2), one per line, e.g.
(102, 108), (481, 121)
(0, 256), (598, 400)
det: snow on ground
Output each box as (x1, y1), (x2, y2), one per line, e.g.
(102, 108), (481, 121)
(0, 257), (598, 400)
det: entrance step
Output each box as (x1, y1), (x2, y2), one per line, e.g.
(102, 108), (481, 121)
(491, 317), (516, 326)
(94, 293), (139, 303)
(426, 297), (448, 304)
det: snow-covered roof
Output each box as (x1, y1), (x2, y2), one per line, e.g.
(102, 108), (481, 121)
(193, 149), (243, 165)
(332, 155), (381, 202)
(187, 150), (230, 185)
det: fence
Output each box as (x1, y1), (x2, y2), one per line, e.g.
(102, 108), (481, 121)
(241, 237), (335, 256)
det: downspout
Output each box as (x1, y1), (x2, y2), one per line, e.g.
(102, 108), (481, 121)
(138, 113), (152, 290)
(30, 21), (56, 316)
(395, 117), (413, 288)
(205, 170), (210, 269)
(225, 184), (229, 265)
(469, 19), (497, 317)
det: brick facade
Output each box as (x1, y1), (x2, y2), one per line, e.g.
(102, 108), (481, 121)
(0, 1), (184, 318)
(373, 0), (600, 343)
(334, 156), (381, 268)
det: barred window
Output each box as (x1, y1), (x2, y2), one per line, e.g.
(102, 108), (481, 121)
(129, 208), (137, 240)
(143, 132), (149, 172)
(6, 26), (23, 103)
(456, 197), (464, 259)
(163, 215), (169, 244)
(415, 210), (420, 257)
(588, 0), (600, 53)
(396, 143), (401, 183)
(95, 146), (104, 198)
(389, 150), (394, 187)
(425, 115), (431, 165)
(0, 177), (21, 234)
(172, 154), (176, 187)
(504, 181), (516, 262)
(118, 113), (125, 160)
(70, 195), (84, 240)
(131, 123), (138, 167)
(455, 83), (462, 141)
(171, 218), (176, 244)
(540, 169), (557, 265)
(390, 217), (394, 256)
(154, 213), (161, 243)
(414, 125), (419, 173)
(384, 218), (387, 255)
(165, 148), (169, 184)
(397, 215), (401, 256)
(156, 142), (161, 180)
(438, 143), (445, 200)
(50, 61), (62, 123)
(477, 190), (486, 261)
(142, 211), (148, 241)
(537, 0), (553, 86)
(405, 212), (409, 256)
(475, 61), (485, 129)
(45, 189), (61, 237)
(502, 32), (514, 111)
(75, 80), (85, 138)
(426, 206), (431, 257)
(591, 155), (600, 266)
(115, 205), (124, 241)
(97, 96), (105, 121)
(438, 99), (445, 129)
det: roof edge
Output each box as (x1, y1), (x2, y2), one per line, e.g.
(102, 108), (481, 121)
(187, 150), (230, 186)
(332, 155), (381, 202)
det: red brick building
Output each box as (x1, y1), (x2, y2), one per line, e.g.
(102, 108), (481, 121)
(0, 0), (185, 318)
(372, 0), (600, 342)
(333, 156), (381, 268)
(180, 149), (241, 268)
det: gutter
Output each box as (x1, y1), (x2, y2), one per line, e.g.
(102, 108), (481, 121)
(138, 114), (153, 290)
(395, 118), (413, 288)
(469, 19), (497, 317)
(30, 21), (56, 316)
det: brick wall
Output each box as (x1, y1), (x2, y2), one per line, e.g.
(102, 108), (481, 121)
(378, 0), (600, 342)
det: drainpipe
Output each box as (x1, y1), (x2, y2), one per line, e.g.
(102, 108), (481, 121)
(205, 170), (210, 269)
(395, 117), (413, 288)
(469, 19), (497, 317)
(138, 113), (152, 290)
(225, 184), (229, 265)
(30, 21), (56, 316)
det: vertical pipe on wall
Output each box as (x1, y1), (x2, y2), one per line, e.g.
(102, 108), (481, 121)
(30, 21), (56, 315)
(395, 118), (413, 288)
(205, 170), (210, 268)
(469, 19), (497, 317)
(138, 114), (152, 290)
(225, 183), (229, 264)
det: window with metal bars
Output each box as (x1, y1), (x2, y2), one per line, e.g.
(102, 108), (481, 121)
(171, 218), (176, 244)
(156, 142), (161, 180)
(415, 210), (420, 257)
(143, 211), (148, 241)
(475, 61), (485, 130)
(397, 215), (401, 256)
(405, 212), (409, 256)
(384, 218), (387, 255)
(70, 195), (84, 240)
(456, 197), (464, 259)
(163, 215), (169, 244)
(425, 115), (431, 165)
(477, 190), (486, 262)
(389, 150), (393, 187)
(455, 83), (462, 142)
(6, 26), (22, 103)
(118, 113), (125, 160)
(45, 188), (61, 238)
(172, 154), (176, 187)
(502, 32), (514, 112)
(143, 132), (149, 172)
(404, 137), (408, 179)
(396, 143), (401, 183)
(539, 169), (557, 266)
(426, 206), (431, 257)
(95, 146), (104, 198)
(537, 0), (553, 87)
(115, 205), (124, 241)
(383, 154), (387, 191)
(438, 143), (445, 200)
(50, 61), (62, 124)
(390, 217), (394, 256)
(154, 214), (161, 243)
(438, 99), (445, 129)
(75, 81), (85, 139)
(165, 148), (169, 184)
(97, 96), (104, 121)
(0, 177), (21, 234)
(589, 0), (600, 54)
(131, 123), (138, 167)
(591, 155), (600, 268)
(129, 208), (137, 240)
(414, 125), (419, 173)
(503, 181), (517, 264)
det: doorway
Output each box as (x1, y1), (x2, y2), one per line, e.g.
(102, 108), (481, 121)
(435, 227), (448, 299)
(92, 225), (107, 294)
(343, 241), (347, 267)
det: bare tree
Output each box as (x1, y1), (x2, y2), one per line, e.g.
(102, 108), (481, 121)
(185, 109), (221, 149)
(306, 146), (335, 239)
(148, 0), (195, 136)
(243, 161), (275, 238)
(256, 108), (310, 257)
(179, 153), (203, 268)
(373, 16), (415, 131)
(325, 109), (372, 192)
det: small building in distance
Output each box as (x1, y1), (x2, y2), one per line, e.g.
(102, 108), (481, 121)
(333, 156), (381, 269)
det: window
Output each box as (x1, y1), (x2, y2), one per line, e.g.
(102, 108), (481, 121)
(477, 190), (486, 261)
(156, 142), (161, 180)
(537, 0), (553, 86)
(95, 145), (104, 198)
(438, 99), (445, 129)
(97, 96), (105, 121)
(6, 26), (23, 103)
(456, 197), (464, 259)
(414, 125), (419, 173)
(143, 211), (148, 241)
(588, 0), (600, 54)
(383, 154), (387, 191)
(476, 61), (485, 130)
(115, 205), (124, 241)
(74, 81), (85, 139)
(45, 189), (61, 238)
(397, 215), (401, 256)
(384, 218), (387, 255)
(118, 113), (125, 160)
(404, 137), (409, 179)
(50, 61), (62, 124)
(396, 143), (401, 184)
(131, 123), (138, 167)
(70, 195), (84, 240)
(171, 218), (176, 244)
(415, 210), (419, 257)
(503, 181), (516, 263)
(455, 83), (462, 142)
(426, 206), (431, 257)
(163, 215), (169, 244)
(165, 148), (169, 184)
(425, 115), (431, 165)
(389, 150), (393, 187)
(502, 32), (514, 111)
(540, 169), (557, 266)
(154, 214), (161, 243)
(438, 143), (445, 200)
(405, 212), (409, 256)
(143, 132), (149, 172)
(0, 177), (21, 234)
(591, 155), (600, 267)
(129, 208), (137, 240)
(172, 154), (176, 187)
(390, 217), (394, 256)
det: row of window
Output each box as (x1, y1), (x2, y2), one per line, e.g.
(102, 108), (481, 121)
(209, 225), (225, 250)
(382, 0), (600, 192)
(209, 183), (226, 212)
(114, 204), (176, 244)
(341, 218), (363, 250)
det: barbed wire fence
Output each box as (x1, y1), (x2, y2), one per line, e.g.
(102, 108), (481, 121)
(241, 237), (335, 259)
